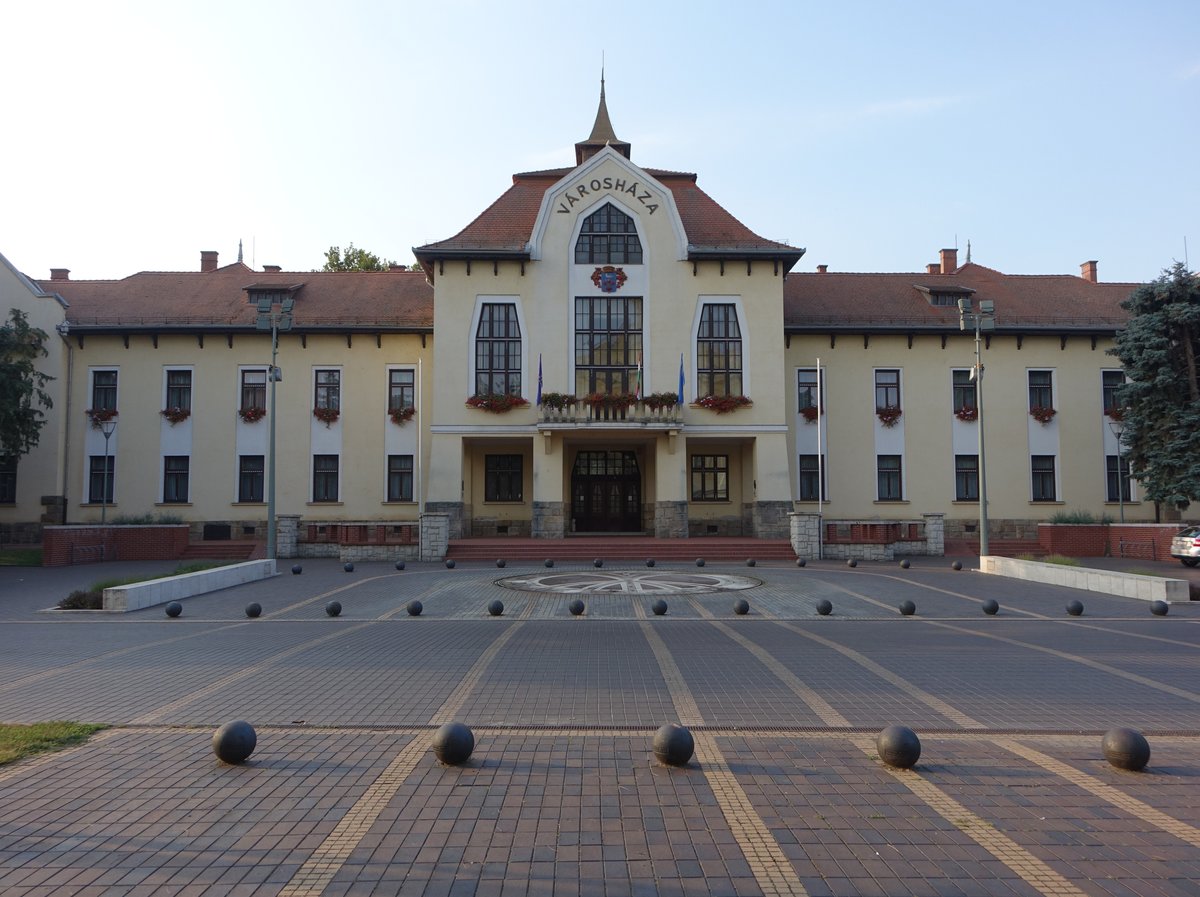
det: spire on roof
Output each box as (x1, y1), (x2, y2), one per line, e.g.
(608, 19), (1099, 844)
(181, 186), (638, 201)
(575, 71), (632, 165)
(238, 239), (244, 264)
(965, 240), (971, 264)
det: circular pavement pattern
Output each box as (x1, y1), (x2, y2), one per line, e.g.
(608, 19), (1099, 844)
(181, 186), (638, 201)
(496, 571), (760, 595)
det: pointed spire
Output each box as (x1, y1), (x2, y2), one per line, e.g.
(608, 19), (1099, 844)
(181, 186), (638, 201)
(965, 240), (971, 264)
(575, 70), (631, 165)
(237, 239), (244, 264)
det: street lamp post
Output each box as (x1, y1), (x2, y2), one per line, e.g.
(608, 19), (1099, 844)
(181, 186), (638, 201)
(256, 294), (294, 561)
(99, 417), (117, 525)
(958, 298), (996, 558)
(1108, 417), (1126, 523)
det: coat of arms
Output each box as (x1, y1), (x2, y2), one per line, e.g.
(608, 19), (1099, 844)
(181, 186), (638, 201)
(591, 266), (627, 293)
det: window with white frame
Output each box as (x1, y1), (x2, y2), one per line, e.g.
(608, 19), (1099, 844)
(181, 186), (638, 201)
(1031, 455), (1056, 501)
(163, 456), (189, 503)
(877, 455), (902, 501)
(475, 304), (522, 396)
(696, 304), (742, 398)
(574, 203), (642, 265)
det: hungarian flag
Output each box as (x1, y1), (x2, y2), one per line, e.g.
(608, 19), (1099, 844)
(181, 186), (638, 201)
(635, 354), (643, 400)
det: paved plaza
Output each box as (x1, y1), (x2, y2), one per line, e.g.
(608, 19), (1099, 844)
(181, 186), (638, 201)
(1, 557), (1199, 896)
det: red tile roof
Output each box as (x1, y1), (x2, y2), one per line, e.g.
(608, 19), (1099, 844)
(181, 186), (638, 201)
(39, 264), (434, 330)
(784, 262), (1138, 331)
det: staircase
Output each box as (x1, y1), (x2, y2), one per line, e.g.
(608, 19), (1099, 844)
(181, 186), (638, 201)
(446, 536), (796, 563)
(179, 540), (261, 561)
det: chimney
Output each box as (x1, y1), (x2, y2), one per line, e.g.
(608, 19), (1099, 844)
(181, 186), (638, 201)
(816, 264), (828, 274)
(1080, 260), (1098, 283)
(263, 265), (281, 273)
(926, 263), (940, 275)
(200, 250), (218, 273)
(388, 263), (406, 272)
(939, 248), (958, 274)
(50, 268), (70, 282)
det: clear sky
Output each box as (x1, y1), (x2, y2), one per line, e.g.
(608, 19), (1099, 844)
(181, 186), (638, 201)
(3, 0), (1197, 284)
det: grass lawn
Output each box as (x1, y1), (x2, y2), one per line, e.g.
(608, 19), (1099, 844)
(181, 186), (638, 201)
(0, 722), (108, 766)
(0, 547), (42, 566)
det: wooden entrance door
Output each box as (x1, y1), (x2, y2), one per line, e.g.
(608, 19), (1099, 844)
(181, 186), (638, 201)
(571, 450), (641, 533)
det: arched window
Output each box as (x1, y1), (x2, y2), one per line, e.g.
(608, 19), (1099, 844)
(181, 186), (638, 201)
(575, 203), (642, 265)
(475, 303), (522, 396)
(696, 304), (742, 397)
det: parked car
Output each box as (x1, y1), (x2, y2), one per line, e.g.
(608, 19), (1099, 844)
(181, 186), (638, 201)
(1170, 525), (1200, 567)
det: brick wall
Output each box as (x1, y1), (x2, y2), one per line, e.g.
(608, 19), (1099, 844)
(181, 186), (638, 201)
(1037, 523), (1184, 560)
(42, 525), (190, 566)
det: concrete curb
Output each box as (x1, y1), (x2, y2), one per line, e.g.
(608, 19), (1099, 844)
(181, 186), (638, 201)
(103, 560), (278, 612)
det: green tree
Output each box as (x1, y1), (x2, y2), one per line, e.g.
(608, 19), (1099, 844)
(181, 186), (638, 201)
(320, 243), (397, 272)
(1109, 262), (1200, 510)
(0, 309), (54, 459)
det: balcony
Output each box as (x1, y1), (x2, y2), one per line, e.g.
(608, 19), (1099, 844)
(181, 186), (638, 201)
(537, 397), (682, 428)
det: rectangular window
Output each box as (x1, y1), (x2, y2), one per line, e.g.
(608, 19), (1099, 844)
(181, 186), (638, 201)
(1028, 370), (1053, 411)
(0, 456), (15, 503)
(313, 455), (339, 502)
(475, 303), (522, 396)
(955, 454), (979, 501)
(1102, 370), (1125, 413)
(877, 455), (902, 501)
(315, 369), (341, 411)
(389, 369), (415, 412)
(1106, 455), (1132, 502)
(387, 455), (414, 502)
(574, 296), (642, 395)
(241, 370), (267, 412)
(952, 369), (976, 413)
(798, 454), (825, 501)
(696, 305), (743, 398)
(163, 456), (189, 503)
(485, 455), (523, 502)
(797, 369), (822, 413)
(690, 455), (729, 501)
(875, 369), (900, 411)
(238, 455), (264, 503)
(91, 370), (117, 411)
(88, 456), (114, 504)
(1031, 455), (1057, 501)
(166, 369), (192, 412)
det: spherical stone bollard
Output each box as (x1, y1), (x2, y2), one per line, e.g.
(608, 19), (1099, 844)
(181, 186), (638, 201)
(325, 600), (342, 617)
(445, 559), (456, 570)
(876, 725), (921, 769)
(816, 599), (833, 616)
(652, 599), (668, 616)
(796, 558), (807, 568)
(291, 564), (303, 575)
(1066, 600), (1084, 617)
(653, 723), (695, 767)
(544, 558), (554, 568)
(846, 558), (858, 568)
(746, 558), (756, 567)
(432, 722), (475, 765)
(212, 720), (257, 765)
(406, 600), (423, 616)
(245, 602), (262, 619)
(394, 560), (405, 571)
(1102, 727), (1150, 771)
(488, 599), (504, 617)
(982, 599), (999, 616)
(900, 559), (910, 569)
(952, 561), (963, 571)
(593, 558), (603, 568)
(344, 562), (354, 573)
(696, 558), (705, 567)
(646, 558), (656, 568)
(165, 602), (182, 618)
(899, 600), (916, 616)
(569, 599), (585, 616)
(496, 559), (506, 569)
(1151, 600), (1169, 616)
(733, 598), (750, 616)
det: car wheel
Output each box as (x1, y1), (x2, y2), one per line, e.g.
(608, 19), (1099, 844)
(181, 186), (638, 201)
(1183, 558), (1200, 568)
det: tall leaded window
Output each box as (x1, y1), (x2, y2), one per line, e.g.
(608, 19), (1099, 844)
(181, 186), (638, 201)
(696, 305), (742, 398)
(955, 454), (979, 501)
(690, 455), (729, 502)
(88, 456), (114, 504)
(166, 370), (192, 412)
(485, 455), (523, 502)
(475, 304), (522, 396)
(163, 456), (189, 503)
(574, 296), (642, 395)
(313, 455), (339, 502)
(875, 370), (900, 410)
(1106, 455), (1132, 502)
(952, 370), (976, 413)
(574, 203), (642, 265)
(238, 455), (264, 503)
(1031, 455), (1056, 501)
(0, 456), (15, 503)
(315, 370), (340, 411)
(877, 455), (902, 501)
(797, 369), (821, 412)
(388, 455), (414, 502)
(389, 369), (415, 412)
(92, 370), (117, 411)
(1028, 370), (1053, 411)
(241, 370), (266, 412)
(798, 455), (825, 501)
(1102, 370), (1125, 413)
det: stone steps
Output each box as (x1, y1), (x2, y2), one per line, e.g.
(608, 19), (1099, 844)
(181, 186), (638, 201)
(446, 536), (796, 562)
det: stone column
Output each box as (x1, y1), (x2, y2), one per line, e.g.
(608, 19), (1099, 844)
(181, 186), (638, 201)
(922, 513), (945, 557)
(532, 431), (565, 538)
(420, 512), (449, 561)
(789, 512), (821, 559)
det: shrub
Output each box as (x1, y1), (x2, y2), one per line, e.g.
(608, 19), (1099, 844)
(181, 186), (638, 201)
(58, 590), (102, 610)
(107, 513), (185, 526)
(1048, 510), (1097, 525)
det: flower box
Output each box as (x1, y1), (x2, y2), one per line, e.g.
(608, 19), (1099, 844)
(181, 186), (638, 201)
(876, 405), (902, 428)
(313, 406), (340, 426)
(161, 406), (191, 425)
(954, 406), (978, 423)
(389, 406), (416, 425)
(583, 393), (638, 411)
(539, 392), (576, 412)
(692, 395), (753, 414)
(466, 394), (530, 413)
(800, 405), (819, 423)
(238, 406), (266, 423)
(644, 392), (679, 412)
(86, 408), (119, 430)
(1030, 405), (1057, 424)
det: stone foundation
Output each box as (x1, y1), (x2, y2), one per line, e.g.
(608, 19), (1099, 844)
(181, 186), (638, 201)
(419, 512), (450, 561)
(750, 501), (792, 539)
(532, 502), (565, 538)
(789, 512), (820, 559)
(470, 517), (532, 538)
(276, 515), (300, 559)
(424, 502), (464, 540)
(945, 517), (1040, 542)
(654, 501), (688, 538)
(690, 516), (744, 537)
